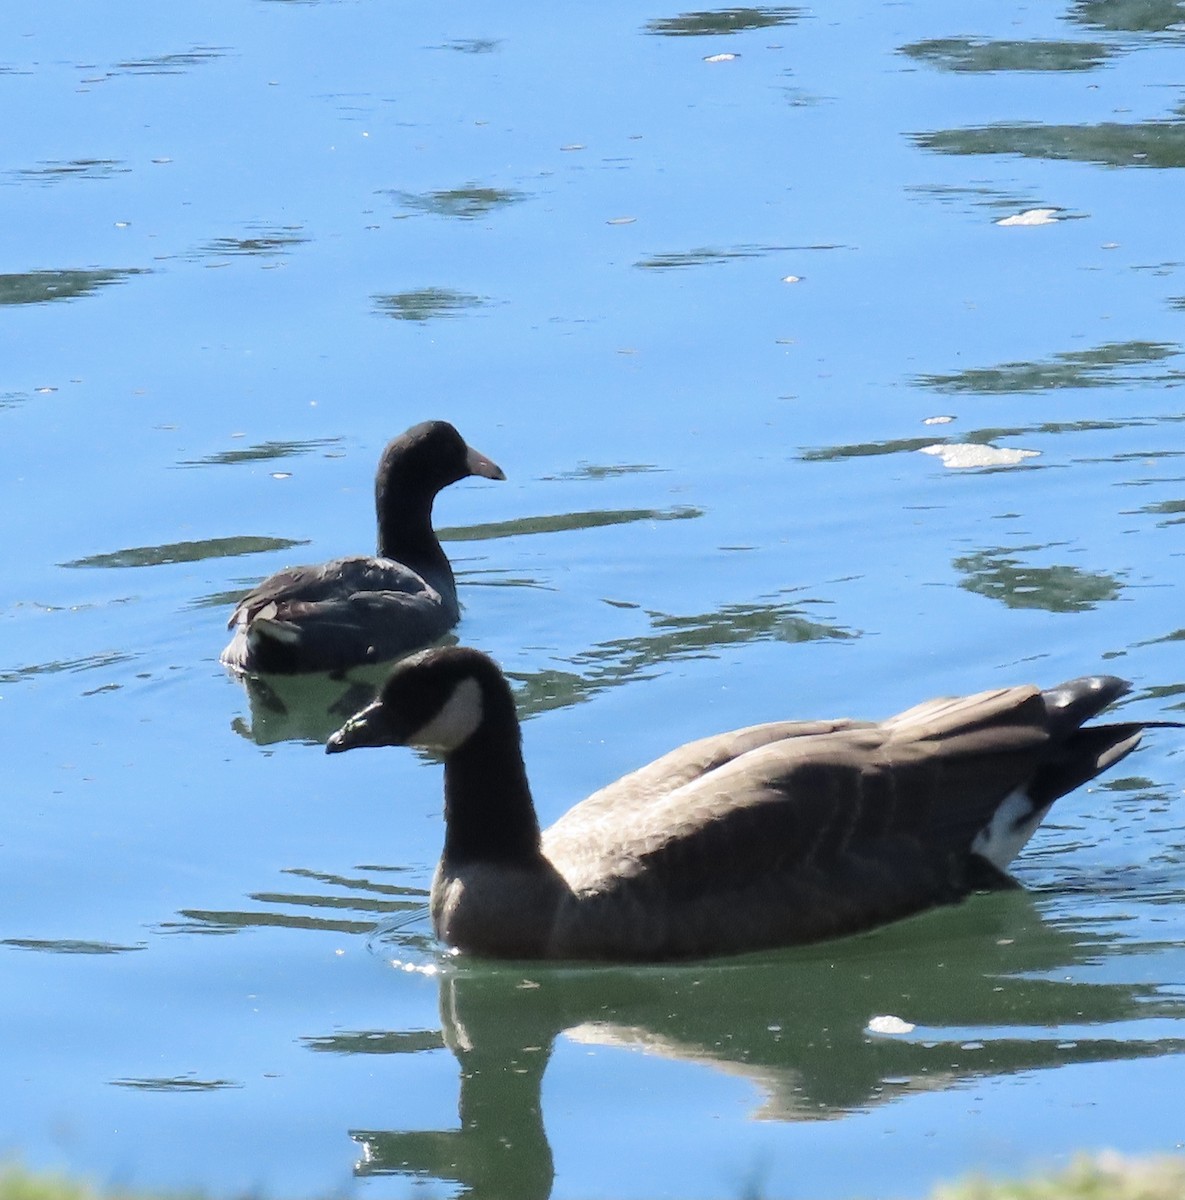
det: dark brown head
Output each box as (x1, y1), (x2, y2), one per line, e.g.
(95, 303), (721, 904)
(372, 421), (504, 562)
(376, 421), (503, 504)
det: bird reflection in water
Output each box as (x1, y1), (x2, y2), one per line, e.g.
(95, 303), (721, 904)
(298, 893), (1185, 1199)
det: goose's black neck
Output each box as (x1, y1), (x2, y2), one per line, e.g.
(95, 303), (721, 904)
(441, 719), (544, 868)
(377, 483), (455, 597)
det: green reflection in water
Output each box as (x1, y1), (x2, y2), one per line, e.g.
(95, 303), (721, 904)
(783, 84), (825, 107)
(305, 1031), (444, 1054)
(0, 651), (137, 685)
(900, 37), (1114, 72)
(193, 587), (254, 610)
(61, 535), (307, 569)
(541, 462), (666, 481)
(462, 571), (551, 593)
(230, 661), (425, 746)
(197, 225), (308, 258)
(514, 595), (853, 718)
(1140, 628), (1185, 645)
(440, 38), (501, 54)
(1136, 498), (1185, 525)
(954, 547), (1123, 612)
(169, 910), (378, 935)
(905, 184), (1088, 227)
(637, 244), (814, 269)
(164, 908), (374, 936)
(324, 893), (1185, 1196)
(164, 866), (429, 940)
(439, 506), (701, 543)
(388, 184), (527, 219)
(110, 1075), (241, 1091)
(1140, 681), (1185, 712)
(6, 159), (131, 185)
(801, 416), (1184, 464)
(0, 268), (146, 306)
(918, 341), (1184, 393)
(1070, 0), (1185, 32)
(644, 7), (802, 36)
(374, 288), (487, 321)
(913, 118), (1185, 169)
(635, 599), (843, 650)
(110, 47), (226, 76)
(1097, 776), (1181, 807)
(907, 182), (1052, 213)
(802, 435), (940, 462)
(177, 436), (343, 467)
(1, 938), (144, 954)
(1099, 455), (1185, 469)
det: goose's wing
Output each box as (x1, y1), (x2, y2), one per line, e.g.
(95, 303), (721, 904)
(227, 556), (434, 629)
(545, 686), (1057, 928)
(536, 685), (1095, 958)
(223, 557), (451, 672)
(556, 718), (871, 823)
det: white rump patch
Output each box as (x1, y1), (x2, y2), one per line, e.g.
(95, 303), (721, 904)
(971, 787), (1051, 870)
(410, 677), (483, 752)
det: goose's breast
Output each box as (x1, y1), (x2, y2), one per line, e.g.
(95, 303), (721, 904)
(431, 861), (567, 959)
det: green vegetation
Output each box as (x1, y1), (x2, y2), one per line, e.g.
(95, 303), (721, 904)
(933, 1154), (1185, 1200)
(5, 1154), (1185, 1200)
(0, 1170), (143, 1200)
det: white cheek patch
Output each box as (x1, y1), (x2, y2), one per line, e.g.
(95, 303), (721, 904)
(410, 677), (483, 752)
(971, 786), (1051, 870)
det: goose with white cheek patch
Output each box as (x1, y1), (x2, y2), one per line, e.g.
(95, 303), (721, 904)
(221, 421), (504, 675)
(326, 646), (1176, 962)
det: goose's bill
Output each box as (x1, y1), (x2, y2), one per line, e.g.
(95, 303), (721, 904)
(325, 701), (406, 754)
(466, 445), (506, 481)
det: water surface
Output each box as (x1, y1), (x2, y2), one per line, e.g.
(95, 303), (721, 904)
(2, 1), (1184, 1197)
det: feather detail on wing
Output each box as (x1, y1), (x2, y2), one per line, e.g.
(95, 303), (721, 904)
(545, 685), (1057, 902)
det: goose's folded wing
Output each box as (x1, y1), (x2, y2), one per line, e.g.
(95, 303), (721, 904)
(242, 586), (453, 666)
(563, 718), (871, 821)
(229, 556), (434, 627)
(548, 685), (1056, 899)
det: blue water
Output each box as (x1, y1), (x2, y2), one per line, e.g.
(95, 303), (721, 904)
(3, 1), (1184, 1196)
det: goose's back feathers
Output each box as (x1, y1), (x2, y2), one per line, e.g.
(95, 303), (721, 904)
(546, 685), (1061, 882)
(221, 422), (503, 675)
(222, 555), (450, 674)
(540, 686), (1064, 958)
(326, 649), (1173, 961)
(229, 555), (439, 620)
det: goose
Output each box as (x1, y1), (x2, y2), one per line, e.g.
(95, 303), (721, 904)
(221, 422), (504, 675)
(326, 646), (1173, 961)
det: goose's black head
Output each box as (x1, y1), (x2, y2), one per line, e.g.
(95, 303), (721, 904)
(376, 421), (504, 508)
(326, 646), (515, 757)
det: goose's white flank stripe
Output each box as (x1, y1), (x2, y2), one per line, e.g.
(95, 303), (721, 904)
(971, 786), (1050, 871)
